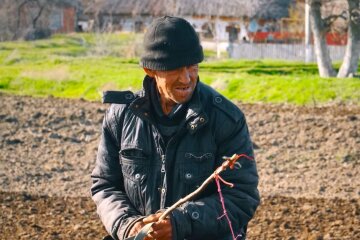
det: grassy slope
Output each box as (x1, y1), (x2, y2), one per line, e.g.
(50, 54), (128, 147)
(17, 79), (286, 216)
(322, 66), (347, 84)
(0, 33), (359, 105)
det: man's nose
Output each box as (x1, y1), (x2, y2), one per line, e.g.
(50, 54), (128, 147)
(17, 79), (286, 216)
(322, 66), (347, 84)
(178, 67), (191, 84)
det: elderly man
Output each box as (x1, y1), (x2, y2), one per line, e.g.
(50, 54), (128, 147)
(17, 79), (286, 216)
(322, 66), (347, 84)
(91, 16), (260, 240)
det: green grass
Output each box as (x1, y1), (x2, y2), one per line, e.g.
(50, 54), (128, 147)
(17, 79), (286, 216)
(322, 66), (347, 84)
(200, 60), (359, 105)
(0, 33), (359, 105)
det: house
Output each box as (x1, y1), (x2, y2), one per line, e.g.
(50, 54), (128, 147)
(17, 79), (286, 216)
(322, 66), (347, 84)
(0, 0), (82, 41)
(17, 0), (81, 35)
(82, 0), (292, 42)
(47, 2), (80, 33)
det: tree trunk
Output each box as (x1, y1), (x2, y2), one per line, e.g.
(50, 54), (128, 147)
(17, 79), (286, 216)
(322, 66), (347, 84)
(14, 0), (28, 40)
(32, 0), (45, 29)
(32, 6), (44, 29)
(309, 0), (336, 77)
(337, 0), (360, 78)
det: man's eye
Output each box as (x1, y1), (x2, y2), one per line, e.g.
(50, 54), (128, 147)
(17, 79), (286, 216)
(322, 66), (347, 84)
(168, 70), (178, 74)
(163, 69), (178, 75)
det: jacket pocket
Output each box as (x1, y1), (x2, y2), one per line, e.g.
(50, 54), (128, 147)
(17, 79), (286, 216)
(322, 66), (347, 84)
(180, 152), (215, 194)
(120, 147), (148, 214)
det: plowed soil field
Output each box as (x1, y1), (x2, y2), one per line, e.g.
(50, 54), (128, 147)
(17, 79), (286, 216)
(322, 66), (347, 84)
(1, 93), (359, 239)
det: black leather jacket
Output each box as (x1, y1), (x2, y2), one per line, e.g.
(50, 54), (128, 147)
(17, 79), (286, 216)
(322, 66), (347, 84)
(91, 77), (260, 240)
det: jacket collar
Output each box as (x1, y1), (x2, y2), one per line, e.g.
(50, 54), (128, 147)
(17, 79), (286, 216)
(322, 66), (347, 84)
(130, 75), (208, 134)
(185, 82), (208, 134)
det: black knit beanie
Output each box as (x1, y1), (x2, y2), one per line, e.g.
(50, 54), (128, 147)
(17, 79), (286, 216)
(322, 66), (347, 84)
(140, 16), (204, 71)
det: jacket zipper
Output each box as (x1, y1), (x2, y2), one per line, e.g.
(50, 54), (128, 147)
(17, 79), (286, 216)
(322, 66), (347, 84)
(154, 118), (197, 208)
(161, 155), (166, 174)
(160, 154), (166, 208)
(154, 126), (167, 208)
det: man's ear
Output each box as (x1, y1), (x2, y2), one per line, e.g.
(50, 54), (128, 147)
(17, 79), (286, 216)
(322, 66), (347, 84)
(143, 68), (156, 77)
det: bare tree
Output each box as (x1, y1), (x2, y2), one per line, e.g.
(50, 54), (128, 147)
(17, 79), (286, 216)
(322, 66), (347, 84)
(14, 0), (48, 39)
(0, 0), (16, 41)
(337, 0), (360, 78)
(308, 0), (337, 77)
(307, 0), (360, 78)
(0, 0), (78, 41)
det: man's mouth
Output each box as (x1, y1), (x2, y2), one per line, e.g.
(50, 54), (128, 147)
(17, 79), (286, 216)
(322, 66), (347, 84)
(176, 86), (190, 91)
(174, 86), (192, 97)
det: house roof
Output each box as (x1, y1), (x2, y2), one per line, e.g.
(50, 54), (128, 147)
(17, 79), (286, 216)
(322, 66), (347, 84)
(256, 0), (293, 19)
(84, 0), (291, 19)
(170, 0), (262, 18)
(52, 0), (81, 8)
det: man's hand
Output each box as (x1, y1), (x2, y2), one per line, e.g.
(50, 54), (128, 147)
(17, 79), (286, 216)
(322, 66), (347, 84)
(128, 220), (146, 237)
(142, 212), (172, 240)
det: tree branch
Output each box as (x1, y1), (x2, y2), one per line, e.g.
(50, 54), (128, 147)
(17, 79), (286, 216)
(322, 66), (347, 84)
(15, 0), (29, 38)
(322, 10), (347, 30)
(350, 8), (360, 25)
(158, 153), (251, 221)
(31, 0), (45, 29)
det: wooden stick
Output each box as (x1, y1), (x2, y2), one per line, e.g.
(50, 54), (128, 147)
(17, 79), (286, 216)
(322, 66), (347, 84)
(158, 154), (241, 221)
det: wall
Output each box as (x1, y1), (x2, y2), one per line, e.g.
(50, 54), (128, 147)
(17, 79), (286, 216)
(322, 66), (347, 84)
(229, 43), (346, 62)
(184, 16), (244, 42)
(61, 7), (76, 33)
(49, 7), (76, 33)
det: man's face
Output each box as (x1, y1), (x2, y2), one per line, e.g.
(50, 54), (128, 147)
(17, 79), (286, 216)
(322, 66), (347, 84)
(146, 64), (199, 105)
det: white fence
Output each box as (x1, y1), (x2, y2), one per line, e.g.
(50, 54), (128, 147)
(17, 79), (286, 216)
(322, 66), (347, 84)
(230, 43), (346, 62)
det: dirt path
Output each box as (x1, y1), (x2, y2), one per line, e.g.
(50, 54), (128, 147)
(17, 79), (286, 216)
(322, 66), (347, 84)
(0, 93), (359, 239)
(1, 192), (359, 239)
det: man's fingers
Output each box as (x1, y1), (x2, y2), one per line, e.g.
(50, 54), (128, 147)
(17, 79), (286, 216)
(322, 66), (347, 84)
(143, 215), (158, 224)
(149, 228), (171, 238)
(151, 219), (170, 230)
(142, 213), (172, 239)
(128, 221), (145, 237)
(147, 219), (172, 240)
(143, 236), (152, 240)
(143, 212), (163, 224)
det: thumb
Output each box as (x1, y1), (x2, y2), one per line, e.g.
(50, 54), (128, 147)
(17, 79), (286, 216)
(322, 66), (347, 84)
(143, 215), (158, 224)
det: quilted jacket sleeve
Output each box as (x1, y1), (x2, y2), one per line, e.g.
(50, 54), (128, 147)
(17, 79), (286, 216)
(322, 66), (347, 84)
(90, 105), (142, 240)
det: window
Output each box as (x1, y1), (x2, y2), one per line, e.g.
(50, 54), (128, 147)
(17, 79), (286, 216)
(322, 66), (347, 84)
(49, 9), (63, 31)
